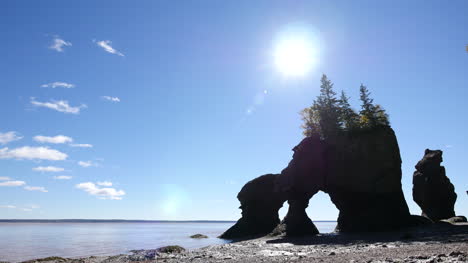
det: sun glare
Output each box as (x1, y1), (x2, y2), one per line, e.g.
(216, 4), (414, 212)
(273, 27), (319, 77)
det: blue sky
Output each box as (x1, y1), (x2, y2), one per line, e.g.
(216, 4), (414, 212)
(0, 0), (467, 220)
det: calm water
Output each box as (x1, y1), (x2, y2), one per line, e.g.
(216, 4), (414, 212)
(0, 221), (336, 262)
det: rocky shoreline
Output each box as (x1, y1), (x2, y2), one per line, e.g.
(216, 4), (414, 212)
(17, 222), (468, 263)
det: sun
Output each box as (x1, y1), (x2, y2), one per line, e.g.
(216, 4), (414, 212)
(273, 28), (318, 77)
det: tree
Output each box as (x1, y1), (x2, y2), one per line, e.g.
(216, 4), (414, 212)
(374, 104), (390, 126)
(359, 84), (390, 128)
(315, 74), (342, 138)
(359, 84), (376, 128)
(338, 91), (359, 130)
(300, 102), (322, 137)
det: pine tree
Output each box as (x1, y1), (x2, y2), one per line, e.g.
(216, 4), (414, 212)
(359, 85), (390, 128)
(316, 74), (341, 138)
(374, 104), (390, 126)
(359, 84), (376, 128)
(338, 90), (359, 130)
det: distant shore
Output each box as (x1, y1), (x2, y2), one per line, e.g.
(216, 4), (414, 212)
(18, 222), (468, 263)
(0, 219), (237, 223)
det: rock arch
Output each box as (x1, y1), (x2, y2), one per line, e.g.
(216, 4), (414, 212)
(221, 127), (417, 239)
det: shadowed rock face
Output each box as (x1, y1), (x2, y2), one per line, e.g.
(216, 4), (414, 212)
(220, 174), (286, 239)
(223, 127), (417, 238)
(277, 127), (412, 233)
(413, 149), (457, 221)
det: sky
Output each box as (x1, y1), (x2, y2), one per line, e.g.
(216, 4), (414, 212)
(0, 0), (467, 220)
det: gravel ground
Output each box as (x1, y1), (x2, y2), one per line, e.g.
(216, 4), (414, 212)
(17, 223), (468, 263)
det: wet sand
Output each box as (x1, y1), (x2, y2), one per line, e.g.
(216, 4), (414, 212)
(19, 223), (468, 263)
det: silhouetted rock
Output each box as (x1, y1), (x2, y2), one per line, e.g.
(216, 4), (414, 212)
(224, 127), (426, 237)
(276, 127), (414, 233)
(219, 174), (286, 239)
(413, 149), (457, 221)
(190, 234), (208, 239)
(274, 134), (325, 236)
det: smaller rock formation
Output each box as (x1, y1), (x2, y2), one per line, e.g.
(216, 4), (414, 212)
(219, 174), (286, 239)
(413, 149), (457, 221)
(190, 234), (208, 239)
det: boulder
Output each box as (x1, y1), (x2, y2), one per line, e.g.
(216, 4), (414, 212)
(413, 149), (457, 221)
(219, 174), (286, 239)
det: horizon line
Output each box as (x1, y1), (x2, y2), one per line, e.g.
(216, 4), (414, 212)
(0, 219), (338, 223)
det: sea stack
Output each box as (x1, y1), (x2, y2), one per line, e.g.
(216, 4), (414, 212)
(413, 149), (457, 221)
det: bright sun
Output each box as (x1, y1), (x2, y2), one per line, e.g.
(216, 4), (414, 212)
(273, 28), (318, 77)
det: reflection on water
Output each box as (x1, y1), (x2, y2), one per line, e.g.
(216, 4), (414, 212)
(0, 221), (336, 262)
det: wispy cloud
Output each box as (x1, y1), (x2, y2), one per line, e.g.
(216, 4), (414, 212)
(70, 143), (93, 148)
(34, 135), (73, 144)
(49, 36), (72, 52)
(0, 205), (16, 209)
(24, 186), (48, 193)
(78, 160), (96, 167)
(31, 98), (86, 114)
(0, 180), (26, 187)
(33, 166), (65, 172)
(0, 131), (23, 145)
(76, 182), (125, 200)
(1, 204), (40, 212)
(41, 82), (75, 89)
(0, 146), (67, 161)
(102, 96), (120, 102)
(0, 177), (11, 181)
(95, 40), (124, 56)
(97, 181), (112, 187)
(54, 175), (72, 180)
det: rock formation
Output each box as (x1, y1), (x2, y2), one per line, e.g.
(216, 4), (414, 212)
(223, 127), (419, 238)
(413, 149), (457, 221)
(220, 174), (286, 239)
(277, 126), (413, 233)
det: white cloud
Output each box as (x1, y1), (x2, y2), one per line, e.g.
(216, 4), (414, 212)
(78, 160), (96, 167)
(102, 96), (120, 102)
(24, 186), (48, 192)
(0, 131), (23, 145)
(97, 181), (112, 186)
(21, 208), (33, 212)
(0, 146), (67, 161)
(49, 36), (72, 52)
(53, 175), (72, 180)
(41, 82), (75, 89)
(0, 205), (16, 209)
(0, 176), (11, 181)
(70, 143), (93, 148)
(31, 98), (86, 114)
(0, 180), (26, 187)
(76, 182), (125, 200)
(34, 135), (73, 144)
(95, 40), (124, 56)
(33, 166), (65, 172)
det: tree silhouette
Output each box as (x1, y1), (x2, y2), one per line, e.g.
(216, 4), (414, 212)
(338, 91), (359, 130)
(301, 76), (390, 138)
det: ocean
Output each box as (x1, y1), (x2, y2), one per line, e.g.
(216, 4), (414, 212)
(0, 221), (336, 262)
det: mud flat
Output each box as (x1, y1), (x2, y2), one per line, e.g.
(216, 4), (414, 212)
(19, 223), (468, 263)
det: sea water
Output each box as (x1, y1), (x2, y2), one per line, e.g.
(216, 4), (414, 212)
(0, 221), (336, 262)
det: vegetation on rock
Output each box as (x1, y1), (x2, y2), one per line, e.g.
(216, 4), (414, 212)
(301, 74), (390, 138)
